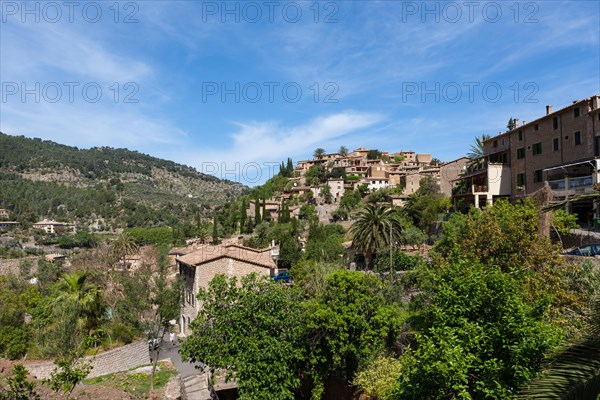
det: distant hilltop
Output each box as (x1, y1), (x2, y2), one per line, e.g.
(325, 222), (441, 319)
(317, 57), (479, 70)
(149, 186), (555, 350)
(0, 132), (245, 230)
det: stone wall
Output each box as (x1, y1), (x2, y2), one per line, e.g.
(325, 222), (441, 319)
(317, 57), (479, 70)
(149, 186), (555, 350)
(25, 340), (149, 380)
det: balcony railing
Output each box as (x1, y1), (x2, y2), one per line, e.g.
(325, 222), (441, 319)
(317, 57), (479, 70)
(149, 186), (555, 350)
(548, 179), (566, 190)
(452, 184), (488, 195)
(570, 176), (593, 189)
(547, 176), (593, 190)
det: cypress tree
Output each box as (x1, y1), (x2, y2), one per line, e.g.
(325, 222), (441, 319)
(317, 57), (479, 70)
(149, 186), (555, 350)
(212, 212), (219, 244)
(280, 161), (286, 177)
(254, 196), (261, 225)
(196, 210), (201, 236)
(262, 198), (267, 222)
(240, 199), (247, 233)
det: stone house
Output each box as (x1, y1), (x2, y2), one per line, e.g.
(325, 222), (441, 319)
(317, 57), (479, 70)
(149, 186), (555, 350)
(176, 243), (277, 335)
(33, 219), (75, 234)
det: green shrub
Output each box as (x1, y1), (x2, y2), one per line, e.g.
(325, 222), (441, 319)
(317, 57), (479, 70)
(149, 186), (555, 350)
(0, 326), (30, 360)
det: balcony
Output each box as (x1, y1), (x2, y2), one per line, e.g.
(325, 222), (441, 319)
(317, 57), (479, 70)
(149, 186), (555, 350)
(452, 183), (488, 196)
(570, 175), (593, 189)
(547, 175), (593, 191)
(548, 179), (566, 190)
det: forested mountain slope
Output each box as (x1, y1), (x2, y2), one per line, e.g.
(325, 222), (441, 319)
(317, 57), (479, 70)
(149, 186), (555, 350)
(0, 133), (245, 229)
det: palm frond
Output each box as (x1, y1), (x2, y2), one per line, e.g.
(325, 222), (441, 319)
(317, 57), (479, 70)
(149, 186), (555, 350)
(520, 299), (600, 399)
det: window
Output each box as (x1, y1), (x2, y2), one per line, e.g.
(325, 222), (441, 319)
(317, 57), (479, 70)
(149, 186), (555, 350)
(534, 169), (543, 183)
(493, 140), (498, 147)
(574, 107), (580, 118)
(532, 142), (542, 155)
(517, 147), (525, 159)
(553, 117), (558, 130)
(534, 124), (539, 131)
(575, 131), (581, 145)
(553, 137), (559, 151)
(517, 173), (526, 186)
(518, 130), (523, 141)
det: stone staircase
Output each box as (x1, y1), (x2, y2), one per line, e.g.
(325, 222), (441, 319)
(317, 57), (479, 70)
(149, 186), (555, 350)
(181, 371), (213, 400)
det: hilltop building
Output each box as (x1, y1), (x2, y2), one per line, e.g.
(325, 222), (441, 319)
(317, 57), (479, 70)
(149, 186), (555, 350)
(294, 147), (444, 197)
(248, 147), (448, 220)
(33, 219), (76, 234)
(0, 221), (20, 230)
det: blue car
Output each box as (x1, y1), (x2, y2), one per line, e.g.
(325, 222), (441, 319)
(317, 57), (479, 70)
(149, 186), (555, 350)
(272, 271), (291, 283)
(562, 244), (600, 257)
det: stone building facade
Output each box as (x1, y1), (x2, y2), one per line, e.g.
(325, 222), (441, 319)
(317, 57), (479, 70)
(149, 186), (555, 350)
(176, 243), (276, 335)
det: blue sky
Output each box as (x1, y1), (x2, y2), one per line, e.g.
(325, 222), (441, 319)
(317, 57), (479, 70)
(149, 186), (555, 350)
(1, 0), (598, 185)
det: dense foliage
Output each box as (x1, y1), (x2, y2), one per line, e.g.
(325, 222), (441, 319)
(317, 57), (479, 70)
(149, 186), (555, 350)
(0, 245), (180, 362)
(180, 199), (598, 400)
(181, 270), (405, 400)
(181, 274), (306, 400)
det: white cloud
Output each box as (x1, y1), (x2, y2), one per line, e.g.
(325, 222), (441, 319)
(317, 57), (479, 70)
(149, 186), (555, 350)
(0, 101), (186, 150)
(1, 22), (150, 83)
(173, 111), (384, 184)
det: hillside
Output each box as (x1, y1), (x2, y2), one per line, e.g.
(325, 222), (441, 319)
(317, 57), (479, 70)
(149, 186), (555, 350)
(0, 133), (245, 229)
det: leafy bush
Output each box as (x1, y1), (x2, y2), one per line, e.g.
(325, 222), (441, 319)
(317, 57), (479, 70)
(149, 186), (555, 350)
(375, 250), (422, 272)
(1, 364), (40, 400)
(0, 326), (30, 360)
(551, 209), (579, 238)
(354, 355), (403, 400)
(110, 322), (138, 345)
(125, 227), (173, 246)
(394, 261), (561, 399)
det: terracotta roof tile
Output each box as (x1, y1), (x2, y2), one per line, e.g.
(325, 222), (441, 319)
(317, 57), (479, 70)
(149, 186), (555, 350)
(178, 244), (275, 269)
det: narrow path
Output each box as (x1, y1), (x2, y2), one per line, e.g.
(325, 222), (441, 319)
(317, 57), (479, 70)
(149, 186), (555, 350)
(158, 334), (212, 399)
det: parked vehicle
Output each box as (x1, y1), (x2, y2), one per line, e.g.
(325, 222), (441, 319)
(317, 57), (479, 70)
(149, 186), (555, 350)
(272, 271), (291, 283)
(562, 244), (600, 257)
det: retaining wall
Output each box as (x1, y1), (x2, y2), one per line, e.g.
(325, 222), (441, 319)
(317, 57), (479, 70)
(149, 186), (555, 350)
(25, 340), (149, 380)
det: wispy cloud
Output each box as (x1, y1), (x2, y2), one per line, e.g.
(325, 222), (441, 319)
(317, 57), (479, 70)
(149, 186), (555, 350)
(0, 101), (187, 150)
(173, 111), (384, 184)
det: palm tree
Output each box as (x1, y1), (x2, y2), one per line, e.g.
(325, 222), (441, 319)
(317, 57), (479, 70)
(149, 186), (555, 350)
(521, 298), (600, 398)
(110, 232), (138, 267)
(349, 204), (403, 268)
(467, 134), (491, 160)
(53, 273), (103, 336)
(313, 148), (326, 159)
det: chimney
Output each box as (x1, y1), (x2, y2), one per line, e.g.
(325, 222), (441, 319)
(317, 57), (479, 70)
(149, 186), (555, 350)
(514, 118), (519, 127)
(546, 105), (552, 115)
(522, 120), (526, 126)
